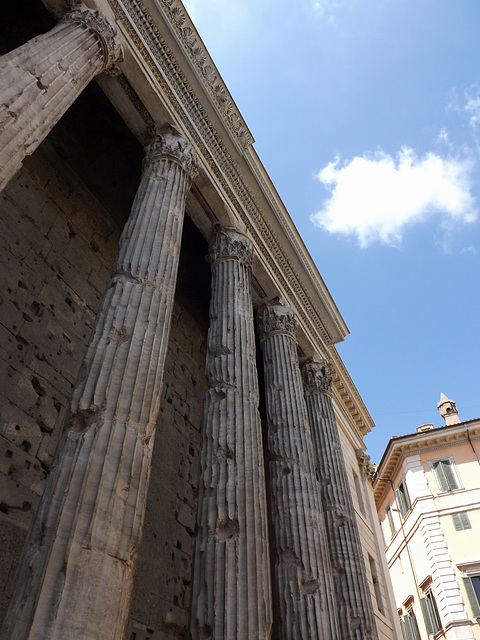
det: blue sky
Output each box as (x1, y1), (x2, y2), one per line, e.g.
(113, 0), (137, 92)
(182, 0), (480, 463)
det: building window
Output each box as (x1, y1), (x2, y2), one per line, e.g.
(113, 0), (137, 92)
(430, 457), (461, 493)
(396, 478), (411, 518)
(420, 587), (442, 636)
(452, 511), (472, 531)
(386, 505), (396, 536)
(462, 576), (480, 618)
(400, 607), (421, 640)
(354, 471), (367, 517)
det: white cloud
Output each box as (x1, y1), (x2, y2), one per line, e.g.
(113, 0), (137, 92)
(464, 87), (480, 128)
(311, 148), (477, 247)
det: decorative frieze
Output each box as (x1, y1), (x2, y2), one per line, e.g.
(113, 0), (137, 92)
(257, 304), (339, 640)
(0, 129), (196, 640)
(191, 227), (272, 639)
(0, 6), (123, 192)
(302, 356), (378, 640)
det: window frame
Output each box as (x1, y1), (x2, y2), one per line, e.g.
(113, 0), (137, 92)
(451, 511), (472, 532)
(420, 583), (442, 636)
(396, 477), (412, 518)
(386, 504), (396, 537)
(428, 456), (462, 493)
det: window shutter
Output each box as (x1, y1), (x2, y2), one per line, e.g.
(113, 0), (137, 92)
(463, 577), (480, 618)
(452, 512), (471, 531)
(387, 506), (396, 535)
(420, 597), (435, 636)
(400, 618), (408, 640)
(432, 460), (449, 492)
(403, 482), (411, 511)
(433, 459), (459, 492)
(404, 615), (414, 640)
(396, 488), (405, 517)
(443, 459), (459, 490)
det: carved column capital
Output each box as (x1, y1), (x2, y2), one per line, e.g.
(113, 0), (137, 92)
(208, 225), (253, 268)
(356, 449), (377, 483)
(63, 7), (123, 71)
(257, 301), (296, 342)
(144, 127), (197, 183)
(301, 356), (333, 397)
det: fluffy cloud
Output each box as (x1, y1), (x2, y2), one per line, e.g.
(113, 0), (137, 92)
(311, 148), (477, 247)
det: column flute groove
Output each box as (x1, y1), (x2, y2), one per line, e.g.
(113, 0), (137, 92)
(0, 6), (123, 192)
(301, 356), (379, 640)
(257, 302), (339, 640)
(0, 128), (197, 640)
(191, 226), (272, 640)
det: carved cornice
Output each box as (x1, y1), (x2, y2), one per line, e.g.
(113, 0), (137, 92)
(208, 226), (253, 268)
(257, 303), (297, 342)
(301, 357), (333, 397)
(144, 127), (197, 180)
(109, 0), (340, 346)
(65, 7), (123, 71)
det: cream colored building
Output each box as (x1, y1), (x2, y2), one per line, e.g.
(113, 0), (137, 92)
(374, 395), (480, 640)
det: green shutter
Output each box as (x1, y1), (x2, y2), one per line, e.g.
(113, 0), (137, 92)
(420, 597), (435, 636)
(443, 459), (460, 490)
(403, 481), (411, 511)
(387, 506), (396, 535)
(452, 512), (471, 531)
(396, 488), (405, 517)
(463, 577), (480, 618)
(433, 459), (459, 492)
(400, 618), (408, 640)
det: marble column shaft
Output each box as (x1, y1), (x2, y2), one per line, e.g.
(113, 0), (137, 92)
(191, 227), (272, 640)
(257, 303), (339, 640)
(0, 6), (123, 192)
(301, 357), (378, 640)
(0, 130), (197, 640)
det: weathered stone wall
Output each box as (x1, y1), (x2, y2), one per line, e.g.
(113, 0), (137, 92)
(0, 145), (209, 637)
(0, 147), (120, 620)
(128, 301), (207, 639)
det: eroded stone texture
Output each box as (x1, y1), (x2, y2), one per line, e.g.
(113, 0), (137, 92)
(0, 130), (197, 640)
(257, 303), (339, 640)
(0, 6), (123, 192)
(191, 227), (272, 640)
(302, 357), (378, 640)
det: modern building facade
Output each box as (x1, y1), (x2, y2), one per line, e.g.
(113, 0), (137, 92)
(0, 1), (399, 638)
(374, 396), (480, 640)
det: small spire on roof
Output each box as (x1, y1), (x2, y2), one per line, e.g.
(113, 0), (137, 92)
(437, 392), (460, 426)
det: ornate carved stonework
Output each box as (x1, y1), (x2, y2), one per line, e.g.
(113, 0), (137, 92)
(302, 356), (333, 397)
(208, 226), (253, 268)
(257, 302), (297, 341)
(356, 449), (377, 483)
(144, 127), (197, 180)
(65, 7), (123, 71)
(109, 0), (338, 349)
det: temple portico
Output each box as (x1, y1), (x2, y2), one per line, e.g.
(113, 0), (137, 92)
(0, 2), (401, 639)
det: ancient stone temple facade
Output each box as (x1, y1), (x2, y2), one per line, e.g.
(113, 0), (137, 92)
(0, 1), (400, 638)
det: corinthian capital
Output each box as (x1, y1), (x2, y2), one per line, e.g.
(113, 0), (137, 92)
(301, 356), (333, 396)
(257, 301), (296, 342)
(64, 7), (123, 71)
(144, 126), (197, 181)
(208, 226), (253, 268)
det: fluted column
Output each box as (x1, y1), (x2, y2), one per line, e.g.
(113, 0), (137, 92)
(257, 303), (339, 640)
(0, 128), (197, 640)
(301, 357), (378, 640)
(191, 227), (272, 640)
(0, 5), (123, 192)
